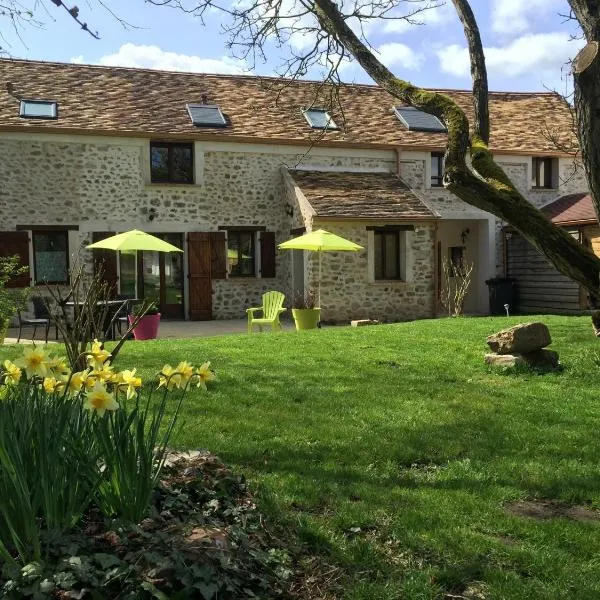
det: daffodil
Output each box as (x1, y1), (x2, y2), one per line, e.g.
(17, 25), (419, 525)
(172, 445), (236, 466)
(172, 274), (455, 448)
(16, 347), (49, 378)
(87, 339), (112, 369)
(42, 376), (65, 394)
(2, 360), (22, 386)
(47, 355), (69, 376)
(117, 368), (142, 399)
(175, 361), (194, 385)
(64, 370), (89, 396)
(158, 364), (182, 391)
(196, 362), (216, 391)
(83, 383), (119, 417)
(90, 365), (118, 384)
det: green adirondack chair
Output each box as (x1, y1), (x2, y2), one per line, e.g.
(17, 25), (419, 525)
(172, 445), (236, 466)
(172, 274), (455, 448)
(246, 291), (287, 333)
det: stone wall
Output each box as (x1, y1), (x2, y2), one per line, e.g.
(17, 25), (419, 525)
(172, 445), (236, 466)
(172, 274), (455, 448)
(0, 133), (587, 321)
(307, 222), (437, 323)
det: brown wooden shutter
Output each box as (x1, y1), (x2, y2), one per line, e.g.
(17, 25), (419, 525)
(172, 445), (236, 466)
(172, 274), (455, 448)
(0, 231), (30, 288)
(209, 231), (227, 279)
(260, 231), (276, 278)
(92, 232), (118, 298)
(188, 232), (213, 320)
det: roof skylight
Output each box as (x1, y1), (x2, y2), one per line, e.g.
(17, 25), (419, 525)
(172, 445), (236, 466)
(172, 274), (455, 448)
(186, 104), (227, 127)
(303, 108), (338, 130)
(19, 99), (58, 120)
(394, 106), (446, 133)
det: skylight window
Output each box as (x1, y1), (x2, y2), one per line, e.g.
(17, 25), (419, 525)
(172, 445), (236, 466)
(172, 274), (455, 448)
(303, 108), (338, 130)
(186, 104), (227, 127)
(19, 99), (58, 120)
(394, 106), (446, 133)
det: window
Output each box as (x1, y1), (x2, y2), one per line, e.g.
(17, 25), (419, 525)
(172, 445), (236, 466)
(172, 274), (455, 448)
(33, 231), (69, 284)
(227, 231), (256, 277)
(374, 230), (402, 280)
(431, 152), (444, 187)
(19, 99), (58, 119)
(394, 106), (447, 132)
(150, 142), (194, 184)
(186, 104), (227, 127)
(303, 108), (338, 130)
(532, 157), (556, 189)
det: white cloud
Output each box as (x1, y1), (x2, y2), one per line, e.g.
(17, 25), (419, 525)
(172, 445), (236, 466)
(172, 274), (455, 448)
(71, 43), (248, 74)
(491, 0), (563, 36)
(376, 43), (424, 70)
(437, 33), (585, 80)
(381, 1), (455, 35)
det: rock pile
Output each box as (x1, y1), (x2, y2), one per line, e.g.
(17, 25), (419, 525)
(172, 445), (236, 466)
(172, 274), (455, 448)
(484, 322), (559, 369)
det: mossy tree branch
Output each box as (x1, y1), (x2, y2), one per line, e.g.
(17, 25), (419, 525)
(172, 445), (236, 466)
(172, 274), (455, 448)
(313, 0), (600, 297)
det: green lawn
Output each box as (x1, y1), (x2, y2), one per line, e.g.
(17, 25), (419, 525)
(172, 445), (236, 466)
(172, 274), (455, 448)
(3, 315), (600, 599)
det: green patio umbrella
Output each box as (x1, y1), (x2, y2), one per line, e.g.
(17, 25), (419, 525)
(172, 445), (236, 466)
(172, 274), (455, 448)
(278, 229), (363, 307)
(86, 230), (183, 297)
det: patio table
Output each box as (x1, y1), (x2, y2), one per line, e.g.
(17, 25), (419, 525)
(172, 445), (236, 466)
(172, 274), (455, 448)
(64, 299), (132, 340)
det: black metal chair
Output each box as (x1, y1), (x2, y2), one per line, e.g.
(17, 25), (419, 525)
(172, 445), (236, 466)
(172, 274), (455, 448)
(115, 294), (138, 336)
(17, 296), (55, 344)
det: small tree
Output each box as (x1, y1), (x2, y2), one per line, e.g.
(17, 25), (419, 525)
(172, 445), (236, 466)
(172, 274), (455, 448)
(440, 258), (474, 318)
(0, 255), (29, 328)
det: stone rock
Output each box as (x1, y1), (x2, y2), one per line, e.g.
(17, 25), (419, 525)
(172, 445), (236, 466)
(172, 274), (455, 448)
(351, 319), (379, 327)
(487, 322), (551, 354)
(484, 349), (559, 369)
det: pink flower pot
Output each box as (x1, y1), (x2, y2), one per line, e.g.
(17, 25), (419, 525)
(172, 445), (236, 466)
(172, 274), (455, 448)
(128, 313), (161, 340)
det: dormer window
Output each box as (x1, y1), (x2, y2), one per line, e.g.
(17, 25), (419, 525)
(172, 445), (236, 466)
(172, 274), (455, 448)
(186, 104), (227, 127)
(19, 99), (58, 120)
(303, 108), (338, 130)
(394, 106), (446, 133)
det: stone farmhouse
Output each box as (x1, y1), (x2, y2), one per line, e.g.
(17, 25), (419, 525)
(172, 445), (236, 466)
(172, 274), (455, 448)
(0, 58), (588, 322)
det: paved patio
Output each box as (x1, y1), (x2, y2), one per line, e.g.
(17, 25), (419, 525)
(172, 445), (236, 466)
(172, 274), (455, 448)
(3, 318), (297, 344)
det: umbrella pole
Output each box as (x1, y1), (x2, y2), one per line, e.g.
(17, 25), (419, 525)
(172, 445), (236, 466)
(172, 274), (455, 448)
(318, 252), (322, 308)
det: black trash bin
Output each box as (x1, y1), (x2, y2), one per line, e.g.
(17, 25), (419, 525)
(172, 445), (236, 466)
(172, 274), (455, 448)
(485, 277), (517, 315)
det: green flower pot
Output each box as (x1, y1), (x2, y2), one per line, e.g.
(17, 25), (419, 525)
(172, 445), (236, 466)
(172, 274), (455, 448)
(292, 308), (321, 331)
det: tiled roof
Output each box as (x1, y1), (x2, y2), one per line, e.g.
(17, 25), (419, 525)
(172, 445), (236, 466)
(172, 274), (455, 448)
(290, 170), (438, 220)
(541, 192), (598, 225)
(0, 58), (575, 154)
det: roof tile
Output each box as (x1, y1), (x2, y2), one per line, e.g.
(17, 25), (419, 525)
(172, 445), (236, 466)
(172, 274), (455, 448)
(0, 59), (576, 154)
(290, 170), (438, 220)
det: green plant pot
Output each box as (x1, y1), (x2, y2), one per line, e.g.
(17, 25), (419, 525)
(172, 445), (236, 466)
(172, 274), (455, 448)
(0, 318), (8, 345)
(292, 308), (321, 331)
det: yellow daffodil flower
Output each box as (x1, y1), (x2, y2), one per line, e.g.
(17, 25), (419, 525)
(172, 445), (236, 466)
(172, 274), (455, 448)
(64, 370), (89, 396)
(175, 361), (194, 385)
(47, 355), (69, 376)
(196, 362), (216, 391)
(90, 365), (118, 384)
(87, 339), (112, 369)
(158, 364), (182, 391)
(42, 376), (65, 394)
(16, 347), (49, 378)
(117, 368), (142, 399)
(83, 383), (119, 417)
(2, 360), (22, 386)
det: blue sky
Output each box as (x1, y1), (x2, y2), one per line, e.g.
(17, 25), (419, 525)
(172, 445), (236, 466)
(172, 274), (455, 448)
(2, 0), (583, 93)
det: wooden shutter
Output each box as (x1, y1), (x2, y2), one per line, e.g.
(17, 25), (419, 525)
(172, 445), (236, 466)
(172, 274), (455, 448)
(92, 232), (118, 298)
(0, 231), (30, 288)
(209, 231), (227, 279)
(260, 231), (276, 278)
(188, 232), (213, 320)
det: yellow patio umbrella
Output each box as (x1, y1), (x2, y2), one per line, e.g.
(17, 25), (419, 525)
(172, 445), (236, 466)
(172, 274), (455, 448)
(86, 230), (183, 297)
(278, 229), (363, 307)
(86, 230), (183, 253)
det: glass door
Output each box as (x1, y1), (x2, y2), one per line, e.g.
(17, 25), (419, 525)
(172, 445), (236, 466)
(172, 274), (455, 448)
(125, 233), (184, 319)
